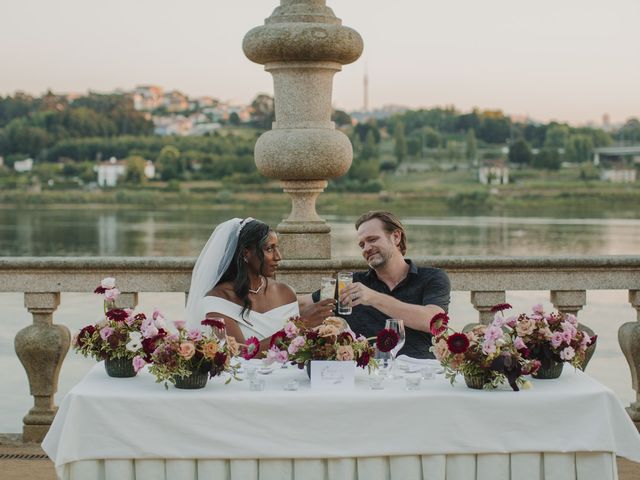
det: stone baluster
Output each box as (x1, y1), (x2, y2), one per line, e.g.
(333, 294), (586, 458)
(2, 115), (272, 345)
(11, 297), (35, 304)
(243, 0), (363, 260)
(14, 293), (69, 442)
(115, 292), (139, 310)
(468, 291), (506, 329)
(550, 290), (595, 369)
(619, 290), (640, 427)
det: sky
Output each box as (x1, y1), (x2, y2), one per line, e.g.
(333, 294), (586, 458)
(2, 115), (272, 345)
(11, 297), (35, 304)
(2, 0), (639, 125)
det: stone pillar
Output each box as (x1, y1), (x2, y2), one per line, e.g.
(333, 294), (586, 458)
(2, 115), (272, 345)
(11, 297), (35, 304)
(470, 291), (506, 326)
(14, 293), (69, 442)
(550, 290), (595, 369)
(620, 290), (640, 427)
(243, 0), (363, 259)
(115, 292), (139, 310)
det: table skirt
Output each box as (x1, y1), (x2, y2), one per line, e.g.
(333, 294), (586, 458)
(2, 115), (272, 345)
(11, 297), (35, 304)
(59, 452), (617, 480)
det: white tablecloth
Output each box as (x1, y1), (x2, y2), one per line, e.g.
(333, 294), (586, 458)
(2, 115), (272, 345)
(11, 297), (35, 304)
(43, 362), (640, 479)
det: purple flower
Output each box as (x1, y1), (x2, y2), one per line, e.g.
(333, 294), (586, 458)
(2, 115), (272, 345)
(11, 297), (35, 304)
(104, 288), (120, 301)
(99, 327), (114, 341)
(187, 329), (203, 342)
(132, 355), (146, 373)
(532, 303), (544, 315)
(284, 321), (298, 339)
(173, 320), (186, 330)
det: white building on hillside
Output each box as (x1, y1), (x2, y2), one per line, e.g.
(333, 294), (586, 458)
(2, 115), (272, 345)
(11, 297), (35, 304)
(14, 158), (34, 173)
(96, 157), (126, 187)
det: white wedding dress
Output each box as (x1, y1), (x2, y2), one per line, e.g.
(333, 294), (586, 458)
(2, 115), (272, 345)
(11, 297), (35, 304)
(198, 296), (299, 340)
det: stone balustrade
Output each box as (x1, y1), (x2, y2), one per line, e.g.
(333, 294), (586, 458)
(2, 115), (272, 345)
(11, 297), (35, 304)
(2, 255), (640, 441)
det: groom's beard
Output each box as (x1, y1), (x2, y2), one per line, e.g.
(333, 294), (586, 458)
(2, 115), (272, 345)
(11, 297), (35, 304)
(366, 247), (393, 269)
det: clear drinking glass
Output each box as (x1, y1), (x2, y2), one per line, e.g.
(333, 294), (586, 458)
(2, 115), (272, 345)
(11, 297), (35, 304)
(320, 277), (337, 301)
(385, 318), (406, 379)
(337, 272), (353, 315)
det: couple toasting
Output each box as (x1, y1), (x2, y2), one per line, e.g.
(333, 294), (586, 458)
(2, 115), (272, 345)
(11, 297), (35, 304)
(186, 211), (450, 359)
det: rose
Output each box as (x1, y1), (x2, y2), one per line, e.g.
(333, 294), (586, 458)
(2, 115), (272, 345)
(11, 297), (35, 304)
(433, 338), (450, 361)
(317, 324), (340, 338)
(227, 337), (240, 356)
(103, 288), (121, 302)
(323, 317), (346, 329)
(336, 345), (354, 361)
(101, 277), (116, 289)
(132, 355), (146, 373)
(187, 329), (203, 342)
(178, 342), (196, 360)
(550, 332), (564, 348)
(516, 317), (535, 337)
(202, 341), (219, 359)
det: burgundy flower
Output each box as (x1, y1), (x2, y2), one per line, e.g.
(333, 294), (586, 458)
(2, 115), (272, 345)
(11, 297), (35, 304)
(243, 337), (260, 360)
(376, 328), (399, 353)
(107, 331), (124, 349)
(306, 330), (319, 341)
(134, 313), (147, 322)
(201, 318), (225, 330)
(430, 313), (449, 336)
(269, 330), (287, 348)
(587, 334), (598, 347)
(447, 333), (470, 354)
(356, 351), (370, 368)
(94, 286), (107, 294)
(490, 303), (513, 313)
(522, 359), (541, 376)
(141, 337), (158, 362)
(156, 328), (167, 338)
(106, 308), (128, 322)
(337, 331), (354, 345)
(77, 325), (96, 346)
(213, 351), (227, 367)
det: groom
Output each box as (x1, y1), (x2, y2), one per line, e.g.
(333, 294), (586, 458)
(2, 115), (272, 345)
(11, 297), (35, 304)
(300, 211), (450, 359)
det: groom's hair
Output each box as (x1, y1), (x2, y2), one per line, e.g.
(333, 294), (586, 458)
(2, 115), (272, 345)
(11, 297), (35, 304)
(220, 219), (271, 318)
(355, 211), (407, 255)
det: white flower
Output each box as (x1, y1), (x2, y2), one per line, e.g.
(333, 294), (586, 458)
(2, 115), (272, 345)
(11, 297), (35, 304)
(126, 332), (143, 352)
(101, 277), (116, 289)
(560, 346), (575, 361)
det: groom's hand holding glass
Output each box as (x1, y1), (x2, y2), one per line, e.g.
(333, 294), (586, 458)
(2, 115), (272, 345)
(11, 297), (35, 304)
(339, 281), (376, 309)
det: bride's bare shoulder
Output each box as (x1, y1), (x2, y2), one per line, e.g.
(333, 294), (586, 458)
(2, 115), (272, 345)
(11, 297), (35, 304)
(206, 282), (236, 301)
(269, 280), (297, 303)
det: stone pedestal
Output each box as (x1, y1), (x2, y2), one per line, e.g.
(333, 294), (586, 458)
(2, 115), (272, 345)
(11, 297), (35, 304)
(14, 293), (69, 442)
(620, 290), (640, 426)
(243, 0), (363, 259)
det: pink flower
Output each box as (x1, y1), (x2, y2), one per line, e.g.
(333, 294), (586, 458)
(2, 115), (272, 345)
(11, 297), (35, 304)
(153, 311), (167, 329)
(284, 321), (298, 339)
(482, 340), (497, 355)
(484, 325), (504, 342)
(243, 337), (260, 360)
(101, 277), (116, 289)
(560, 346), (575, 361)
(532, 303), (544, 315)
(551, 332), (564, 348)
(514, 336), (527, 350)
(132, 355), (146, 373)
(265, 346), (288, 365)
(141, 317), (159, 339)
(565, 313), (578, 325)
(99, 327), (114, 340)
(581, 333), (591, 348)
(336, 345), (355, 361)
(178, 342), (196, 360)
(429, 313), (449, 336)
(505, 316), (518, 328)
(492, 314), (506, 328)
(173, 320), (186, 330)
(124, 309), (135, 326)
(103, 288), (120, 301)
(287, 336), (306, 355)
(187, 329), (203, 342)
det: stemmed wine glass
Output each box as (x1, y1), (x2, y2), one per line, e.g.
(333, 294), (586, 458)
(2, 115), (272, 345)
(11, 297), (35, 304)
(385, 318), (406, 379)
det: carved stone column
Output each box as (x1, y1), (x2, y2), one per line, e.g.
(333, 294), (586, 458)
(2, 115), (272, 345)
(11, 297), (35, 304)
(470, 291), (506, 326)
(550, 290), (595, 369)
(14, 293), (69, 442)
(620, 290), (640, 426)
(243, 0), (363, 259)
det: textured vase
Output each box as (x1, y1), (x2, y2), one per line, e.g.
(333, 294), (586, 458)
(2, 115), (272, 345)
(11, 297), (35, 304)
(104, 357), (136, 378)
(464, 372), (490, 390)
(533, 360), (564, 379)
(175, 371), (209, 389)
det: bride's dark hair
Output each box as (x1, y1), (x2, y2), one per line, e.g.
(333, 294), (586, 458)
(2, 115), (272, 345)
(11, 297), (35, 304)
(218, 219), (271, 318)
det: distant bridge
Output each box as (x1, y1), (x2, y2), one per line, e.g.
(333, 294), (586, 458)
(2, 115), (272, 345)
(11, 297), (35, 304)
(594, 145), (640, 165)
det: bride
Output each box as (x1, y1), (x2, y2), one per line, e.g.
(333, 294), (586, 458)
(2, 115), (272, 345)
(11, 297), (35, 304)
(186, 218), (331, 352)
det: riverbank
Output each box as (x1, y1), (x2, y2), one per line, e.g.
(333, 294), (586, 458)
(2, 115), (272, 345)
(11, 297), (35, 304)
(1, 173), (639, 219)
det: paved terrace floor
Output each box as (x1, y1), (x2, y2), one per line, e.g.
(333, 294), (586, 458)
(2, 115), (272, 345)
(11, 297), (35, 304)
(2, 435), (640, 480)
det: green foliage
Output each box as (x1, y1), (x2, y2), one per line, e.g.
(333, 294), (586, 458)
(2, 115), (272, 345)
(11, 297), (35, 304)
(393, 120), (407, 163)
(544, 124), (570, 150)
(508, 139), (533, 165)
(332, 109), (352, 127)
(465, 129), (477, 163)
(125, 155), (147, 184)
(156, 145), (183, 180)
(565, 135), (593, 163)
(360, 130), (379, 160)
(532, 148), (561, 170)
(250, 94), (274, 129)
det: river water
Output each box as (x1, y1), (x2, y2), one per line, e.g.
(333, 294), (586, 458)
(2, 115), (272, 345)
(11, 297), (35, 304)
(1, 208), (639, 432)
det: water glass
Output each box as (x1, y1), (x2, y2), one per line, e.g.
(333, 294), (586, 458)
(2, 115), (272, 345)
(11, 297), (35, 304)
(244, 364), (258, 380)
(283, 380), (299, 391)
(421, 366), (436, 380)
(337, 272), (353, 315)
(320, 277), (337, 300)
(249, 377), (265, 391)
(385, 318), (406, 379)
(405, 375), (421, 391)
(368, 373), (385, 390)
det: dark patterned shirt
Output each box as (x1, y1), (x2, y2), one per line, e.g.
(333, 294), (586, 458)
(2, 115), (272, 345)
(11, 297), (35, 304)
(312, 260), (451, 359)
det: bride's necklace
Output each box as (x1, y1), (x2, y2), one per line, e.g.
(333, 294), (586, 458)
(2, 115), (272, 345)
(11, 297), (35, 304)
(248, 276), (265, 294)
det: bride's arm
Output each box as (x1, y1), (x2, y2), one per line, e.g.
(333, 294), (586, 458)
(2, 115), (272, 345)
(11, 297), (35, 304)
(205, 312), (273, 358)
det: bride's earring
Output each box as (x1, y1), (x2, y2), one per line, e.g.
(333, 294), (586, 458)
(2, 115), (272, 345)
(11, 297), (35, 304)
(243, 257), (248, 263)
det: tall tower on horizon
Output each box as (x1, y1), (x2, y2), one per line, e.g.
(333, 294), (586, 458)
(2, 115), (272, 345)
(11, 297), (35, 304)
(363, 67), (369, 113)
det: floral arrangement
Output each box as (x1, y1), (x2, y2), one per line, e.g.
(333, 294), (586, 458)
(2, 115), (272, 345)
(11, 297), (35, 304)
(512, 304), (596, 370)
(73, 277), (146, 370)
(264, 316), (384, 371)
(430, 308), (539, 391)
(147, 317), (241, 387)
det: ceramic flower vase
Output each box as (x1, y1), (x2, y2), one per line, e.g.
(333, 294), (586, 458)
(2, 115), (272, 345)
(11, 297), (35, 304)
(533, 360), (563, 379)
(464, 372), (490, 390)
(175, 371), (209, 389)
(104, 357), (137, 378)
